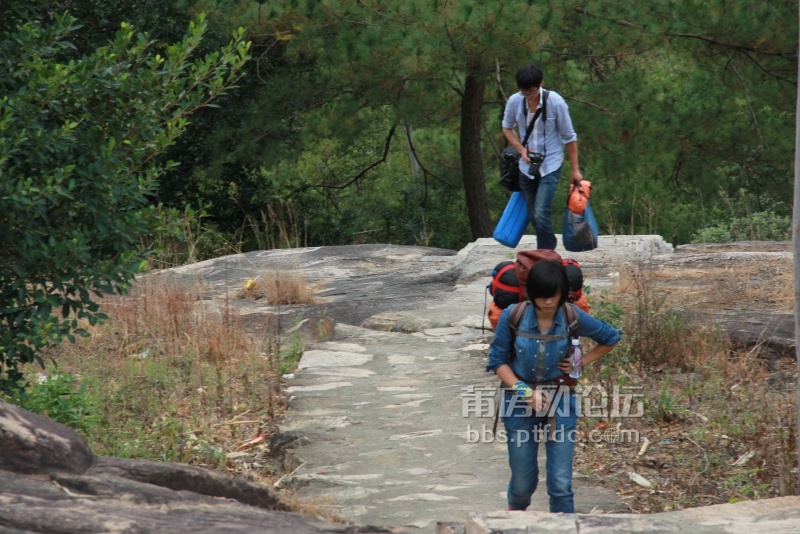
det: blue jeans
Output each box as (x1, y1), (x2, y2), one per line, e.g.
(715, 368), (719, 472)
(503, 390), (577, 513)
(518, 167), (561, 250)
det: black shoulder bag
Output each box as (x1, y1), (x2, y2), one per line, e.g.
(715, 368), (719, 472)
(498, 90), (549, 192)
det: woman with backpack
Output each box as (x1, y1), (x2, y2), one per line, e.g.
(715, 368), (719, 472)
(486, 259), (621, 513)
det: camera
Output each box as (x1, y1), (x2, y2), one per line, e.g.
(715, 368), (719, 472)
(527, 152), (545, 177)
(527, 152), (545, 165)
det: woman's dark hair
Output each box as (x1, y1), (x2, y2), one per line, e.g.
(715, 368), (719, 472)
(526, 260), (569, 309)
(515, 64), (543, 90)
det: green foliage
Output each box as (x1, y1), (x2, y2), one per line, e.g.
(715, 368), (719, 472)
(585, 288), (624, 329)
(25, 0), (795, 255)
(724, 470), (774, 502)
(649, 383), (694, 424)
(278, 331), (304, 376)
(694, 211), (792, 243)
(6, 373), (102, 435)
(692, 189), (791, 243)
(0, 5), (250, 387)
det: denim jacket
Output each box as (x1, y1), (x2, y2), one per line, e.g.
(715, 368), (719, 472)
(486, 303), (621, 383)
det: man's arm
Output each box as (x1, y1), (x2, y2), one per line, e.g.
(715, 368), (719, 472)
(565, 141), (583, 183)
(503, 127), (531, 164)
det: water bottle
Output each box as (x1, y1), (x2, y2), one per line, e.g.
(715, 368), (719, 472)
(568, 338), (583, 379)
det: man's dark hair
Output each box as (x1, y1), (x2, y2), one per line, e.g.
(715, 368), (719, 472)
(526, 260), (569, 309)
(516, 64), (543, 90)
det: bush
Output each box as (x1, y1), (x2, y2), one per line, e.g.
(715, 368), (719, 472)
(6, 373), (102, 435)
(693, 211), (791, 243)
(13, 277), (285, 466)
(0, 6), (249, 388)
(692, 189), (791, 243)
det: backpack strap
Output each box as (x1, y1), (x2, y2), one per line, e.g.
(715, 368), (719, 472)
(541, 89), (549, 156)
(506, 300), (529, 367)
(493, 300), (528, 436)
(562, 302), (579, 340)
(541, 89), (549, 121)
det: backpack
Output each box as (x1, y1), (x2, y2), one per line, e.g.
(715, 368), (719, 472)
(487, 251), (589, 324)
(563, 258), (589, 313)
(488, 261), (521, 309)
(488, 250), (561, 309)
(514, 249), (562, 301)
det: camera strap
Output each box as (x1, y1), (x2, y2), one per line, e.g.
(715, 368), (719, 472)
(541, 89), (548, 156)
(520, 99), (539, 149)
(521, 89), (548, 152)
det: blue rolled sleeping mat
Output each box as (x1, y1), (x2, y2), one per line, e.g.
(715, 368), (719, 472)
(493, 191), (528, 248)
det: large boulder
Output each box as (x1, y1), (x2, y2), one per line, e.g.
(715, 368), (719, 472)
(0, 401), (391, 533)
(0, 400), (94, 474)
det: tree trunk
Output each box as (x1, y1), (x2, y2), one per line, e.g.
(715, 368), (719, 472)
(460, 67), (493, 239)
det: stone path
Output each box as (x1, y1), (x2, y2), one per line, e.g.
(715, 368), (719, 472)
(275, 236), (674, 531)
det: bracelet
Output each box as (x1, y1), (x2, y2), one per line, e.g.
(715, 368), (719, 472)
(511, 381), (533, 399)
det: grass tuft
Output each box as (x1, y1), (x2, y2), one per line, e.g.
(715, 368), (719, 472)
(238, 271), (316, 305)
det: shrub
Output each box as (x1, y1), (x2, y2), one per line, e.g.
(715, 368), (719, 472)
(693, 211), (791, 243)
(7, 373), (102, 436)
(692, 189), (791, 243)
(0, 6), (249, 389)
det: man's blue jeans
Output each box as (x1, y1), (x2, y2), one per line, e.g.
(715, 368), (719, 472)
(503, 390), (577, 513)
(518, 167), (561, 250)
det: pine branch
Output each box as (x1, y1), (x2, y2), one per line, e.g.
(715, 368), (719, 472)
(563, 95), (612, 113)
(573, 6), (794, 60)
(405, 126), (457, 188)
(356, 0), (407, 25)
(724, 50), (762, 143)
(314, 124), (398, 190)
(668, 32), (794, 59)
(573, 6), (639, 28)
(495, 58), (508, 103)
(738, 50), (795, 85)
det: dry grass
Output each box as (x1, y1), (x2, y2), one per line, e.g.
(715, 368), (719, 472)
(31, 277), (286, 473)
(632, 257), (794, 313)
(11, 274), (352, 521)
(575, 260), (798, 512)
(243, 206), (306, 251)
(237, 271), (316, 305)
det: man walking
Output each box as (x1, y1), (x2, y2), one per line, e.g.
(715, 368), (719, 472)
(502, 64), (583, 250)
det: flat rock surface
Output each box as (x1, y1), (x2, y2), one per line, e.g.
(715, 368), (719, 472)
(154, 244), (460, 329)
(461, 496), (800, 533)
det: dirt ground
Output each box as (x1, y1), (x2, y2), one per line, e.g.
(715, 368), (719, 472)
(572, 241), (797, 513)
